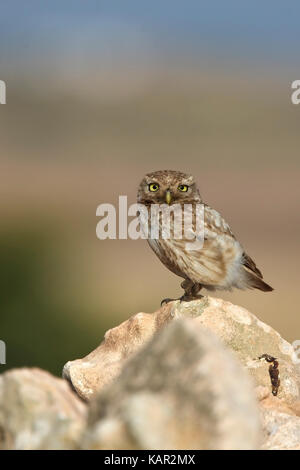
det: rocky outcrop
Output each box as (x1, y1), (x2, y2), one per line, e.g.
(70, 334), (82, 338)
(1, 296), (300, 450)
(0, 368), (87, 450)
(254, 386), (300, 450)
(261, 408), (300, 450)
(81, 319), (261, 450)
(63, 297), (299, 404)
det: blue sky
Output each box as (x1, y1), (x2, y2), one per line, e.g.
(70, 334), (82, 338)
(0, 1), (299, 72)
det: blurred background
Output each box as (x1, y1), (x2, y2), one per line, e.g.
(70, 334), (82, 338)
(0, 1), (299, 375)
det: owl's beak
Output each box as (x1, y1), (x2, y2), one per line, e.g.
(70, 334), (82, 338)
(165, 190), (172, 205)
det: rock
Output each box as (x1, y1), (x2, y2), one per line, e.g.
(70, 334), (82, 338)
(291, 401), (300, 417)
(254, 388), (300, 449)
(255, 385), (270, 402)
(81, 319), (261, 450)
(63, 309), (165, 401)
(261, 408), (300, 450)
(63, 297), (299, 404)
(260, 393), (297, 416)
(0, 368), (87, 450)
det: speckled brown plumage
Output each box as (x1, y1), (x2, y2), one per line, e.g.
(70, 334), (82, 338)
(137, 170), (273, 302)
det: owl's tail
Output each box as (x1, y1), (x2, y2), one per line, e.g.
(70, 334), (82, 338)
(244, 269), (274, 292)
(241, 252), (273, 292)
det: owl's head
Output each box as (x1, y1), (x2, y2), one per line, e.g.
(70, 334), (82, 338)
(137, 170), (201, 206)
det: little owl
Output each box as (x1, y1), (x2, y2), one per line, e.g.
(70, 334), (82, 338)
(137, 170), (273, 304)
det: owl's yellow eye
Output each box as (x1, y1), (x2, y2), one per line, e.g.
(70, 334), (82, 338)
(149, 183), (159, 192)
(178, 184), (188, 192)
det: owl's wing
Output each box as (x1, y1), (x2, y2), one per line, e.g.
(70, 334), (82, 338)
(178, 204), (272, 290)
(177, 204), (242, 286)
(203, 205), (263, 275)
(203, 204), (236, 239)
(242, 252), (263, 278)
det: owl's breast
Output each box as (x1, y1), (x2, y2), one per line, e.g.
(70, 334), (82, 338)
(147, 237), (187, 278)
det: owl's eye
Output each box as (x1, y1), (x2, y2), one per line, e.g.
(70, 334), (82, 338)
(149, 183), (159, 192)
(178, 184), (188, 192)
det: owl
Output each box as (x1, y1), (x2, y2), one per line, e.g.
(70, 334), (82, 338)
(137, 170), (273, 304)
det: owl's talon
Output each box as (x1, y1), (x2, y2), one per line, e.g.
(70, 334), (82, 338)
(161, 294), (200, 306)
(180, 293), (204, 303)
(161, 298), (176, 306)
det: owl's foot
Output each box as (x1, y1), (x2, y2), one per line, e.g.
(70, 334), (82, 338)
(161, 282), (203, 306)
(161, 296), (192, 305)
(179, 293), (203, 303)
(160, 297), (177, 306)
(181, 280), (202, 298)
(161, 293), (203, 306)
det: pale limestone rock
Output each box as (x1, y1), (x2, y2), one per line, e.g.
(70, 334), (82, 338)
(255, 388), (300, 449)
(0, 368), (86, 450)
(261, 408), (300, 450)
(63, 308), (167, 400)
(63, 297), (299, 404)
(255, 385), (270, 402)
(81, 319), (261, 450)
